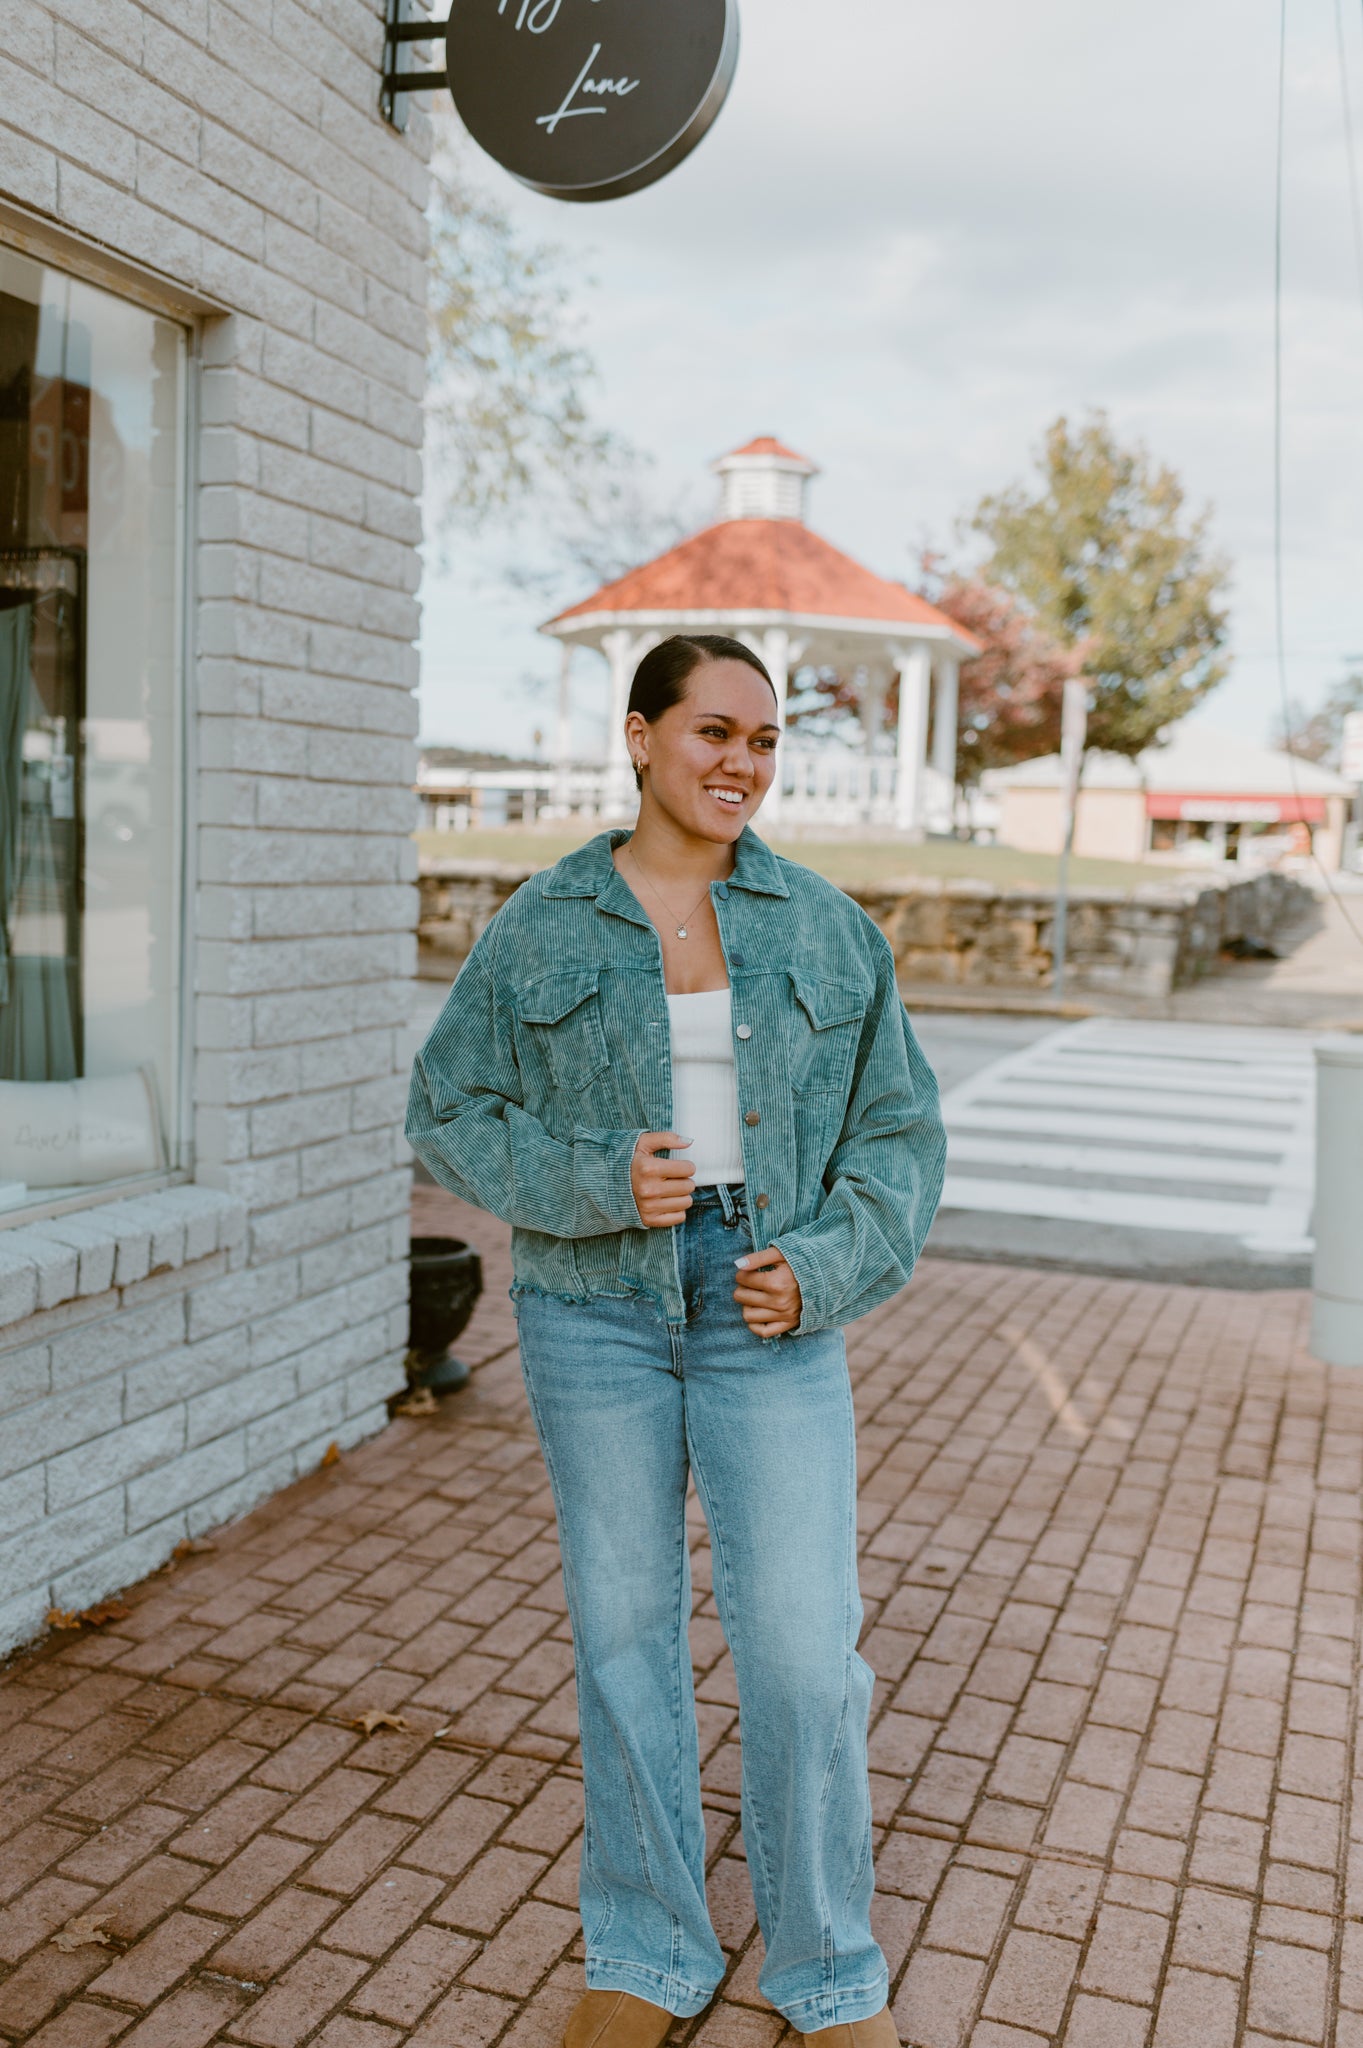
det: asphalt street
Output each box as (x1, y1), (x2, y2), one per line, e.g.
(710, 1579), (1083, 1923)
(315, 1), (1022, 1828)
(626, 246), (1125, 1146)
(916, 1013), (1316, 1289)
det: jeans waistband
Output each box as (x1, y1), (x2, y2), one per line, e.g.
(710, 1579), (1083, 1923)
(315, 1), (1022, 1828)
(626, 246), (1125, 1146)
(689, 1183), (748, 1225)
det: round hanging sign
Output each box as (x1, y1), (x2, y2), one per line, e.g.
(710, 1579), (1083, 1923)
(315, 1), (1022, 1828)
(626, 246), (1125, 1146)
(445, 0), (739, 204)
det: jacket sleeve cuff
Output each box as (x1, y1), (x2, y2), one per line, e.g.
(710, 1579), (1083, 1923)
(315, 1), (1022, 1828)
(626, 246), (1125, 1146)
(575, 1127), (647, 1232)
(771, 1232), (830, 1337)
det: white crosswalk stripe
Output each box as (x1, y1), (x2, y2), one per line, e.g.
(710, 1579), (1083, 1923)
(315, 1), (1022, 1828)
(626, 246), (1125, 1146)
(937, 1017), (1316, 1253)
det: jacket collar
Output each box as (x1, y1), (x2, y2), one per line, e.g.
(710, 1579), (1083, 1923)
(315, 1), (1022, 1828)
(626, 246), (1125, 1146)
(542, 827), (790, 906)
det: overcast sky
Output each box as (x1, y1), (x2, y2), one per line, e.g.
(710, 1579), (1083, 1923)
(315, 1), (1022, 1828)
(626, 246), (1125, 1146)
(418, 0), (1363, 762)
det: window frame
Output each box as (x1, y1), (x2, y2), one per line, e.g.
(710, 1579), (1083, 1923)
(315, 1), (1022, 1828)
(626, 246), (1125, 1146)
(0, 215), (213, 1230)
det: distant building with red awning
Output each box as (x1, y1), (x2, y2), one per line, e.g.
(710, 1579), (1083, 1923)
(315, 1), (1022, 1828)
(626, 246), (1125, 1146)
(989, 726), (1354, 870)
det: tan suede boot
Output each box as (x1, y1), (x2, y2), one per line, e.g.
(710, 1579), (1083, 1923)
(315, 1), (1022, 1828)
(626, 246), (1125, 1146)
(800, 2008), (900, 2047)
(563, 1989), (675, 2048)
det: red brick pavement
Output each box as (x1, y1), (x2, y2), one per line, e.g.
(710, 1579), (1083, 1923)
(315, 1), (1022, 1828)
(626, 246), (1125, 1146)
(2, 1186), (1361, 2048)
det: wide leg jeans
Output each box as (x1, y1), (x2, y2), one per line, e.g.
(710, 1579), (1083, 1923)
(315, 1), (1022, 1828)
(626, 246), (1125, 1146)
(514, 1185), (887, 2033)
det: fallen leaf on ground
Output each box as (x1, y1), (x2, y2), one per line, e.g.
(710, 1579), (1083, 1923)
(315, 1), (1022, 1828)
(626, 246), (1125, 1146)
(52, 1915), (113, 1953)
(173, 1538), (217, 1560)
(396, 1387), (438, 1416)
(352, 1709), (409, 1736)
(81, 1599), (131, 1625)
(46, 1608), (82, 1630)
(320, 1441), (341, 1467)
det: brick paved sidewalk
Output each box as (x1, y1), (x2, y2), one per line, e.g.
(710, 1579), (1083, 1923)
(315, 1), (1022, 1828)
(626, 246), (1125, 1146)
(2, 1188), (1361, 2048)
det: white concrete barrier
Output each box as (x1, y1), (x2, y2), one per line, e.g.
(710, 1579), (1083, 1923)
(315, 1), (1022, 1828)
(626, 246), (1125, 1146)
(1312, 1036), (1363, 1365)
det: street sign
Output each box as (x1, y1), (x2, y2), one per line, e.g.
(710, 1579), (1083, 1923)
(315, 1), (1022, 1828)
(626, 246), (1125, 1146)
(443, 0), (740, 202)
(1342, 709), (1363, 786)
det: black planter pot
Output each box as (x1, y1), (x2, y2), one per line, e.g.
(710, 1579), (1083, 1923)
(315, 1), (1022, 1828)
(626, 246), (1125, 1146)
(408, 1236), (483, 1394)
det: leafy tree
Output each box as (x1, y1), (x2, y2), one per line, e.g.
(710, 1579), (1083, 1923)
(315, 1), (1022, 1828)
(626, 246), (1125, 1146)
(1274, 671), (1363, 767)
(425, 120), (693, 593)
(970, 412), (1231, 756)
(426, 121), (627, 531)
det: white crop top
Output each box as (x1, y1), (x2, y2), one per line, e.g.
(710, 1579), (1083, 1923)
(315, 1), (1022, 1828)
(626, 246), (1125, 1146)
(665, 988), (745, 1186)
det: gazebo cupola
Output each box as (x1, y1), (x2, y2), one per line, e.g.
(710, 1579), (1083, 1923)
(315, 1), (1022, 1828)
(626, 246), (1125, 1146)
(541, 436), (981, 829)
(713, 435), (819, 522)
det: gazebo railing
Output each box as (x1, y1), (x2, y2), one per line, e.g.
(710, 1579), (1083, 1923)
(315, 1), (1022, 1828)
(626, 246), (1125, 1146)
(781, 742), (897, 826)
(778, 743), (955, 833)
(425, 744), (958, 834)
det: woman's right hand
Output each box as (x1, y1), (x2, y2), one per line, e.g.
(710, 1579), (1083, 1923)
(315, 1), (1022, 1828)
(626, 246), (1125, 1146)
(631, 1131), (696, 1228)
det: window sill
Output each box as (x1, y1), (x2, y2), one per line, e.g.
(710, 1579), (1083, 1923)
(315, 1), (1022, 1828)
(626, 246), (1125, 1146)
(0, 1185), (246, 1333)
(0, 1168), (189, 1231)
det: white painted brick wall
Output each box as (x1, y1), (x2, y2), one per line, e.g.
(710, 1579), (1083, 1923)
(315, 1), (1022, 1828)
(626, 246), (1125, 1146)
(0, 0), (430, 1653)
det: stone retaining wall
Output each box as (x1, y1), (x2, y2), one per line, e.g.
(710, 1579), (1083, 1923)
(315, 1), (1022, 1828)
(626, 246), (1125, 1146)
(417, 857), (1313, 1001)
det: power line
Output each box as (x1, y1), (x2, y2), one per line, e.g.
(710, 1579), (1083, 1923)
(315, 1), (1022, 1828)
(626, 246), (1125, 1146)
(1336, 0), (1363, 316)
(1273, 0), (1363, 947)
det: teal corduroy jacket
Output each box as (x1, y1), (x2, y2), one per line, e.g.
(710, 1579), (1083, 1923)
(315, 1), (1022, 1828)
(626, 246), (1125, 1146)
(405, 828), (947, 1334)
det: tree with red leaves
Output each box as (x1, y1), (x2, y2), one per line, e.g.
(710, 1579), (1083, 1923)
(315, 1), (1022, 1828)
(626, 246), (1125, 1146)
(923, 564), (1080, 791)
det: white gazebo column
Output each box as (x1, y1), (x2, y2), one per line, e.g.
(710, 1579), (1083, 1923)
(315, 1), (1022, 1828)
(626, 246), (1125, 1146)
(758, 626), (793, 822)
(553, 640), (574, 815)
(858, 668), (888, 826)
(931, 649), (960, 831)
(893, 644), (932, 833)
(601, 627), (640, 816)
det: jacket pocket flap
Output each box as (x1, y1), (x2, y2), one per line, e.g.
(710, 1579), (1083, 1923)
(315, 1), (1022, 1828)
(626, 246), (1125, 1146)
(789, 974), (868, 1030)
(517, 970), (602, 1026)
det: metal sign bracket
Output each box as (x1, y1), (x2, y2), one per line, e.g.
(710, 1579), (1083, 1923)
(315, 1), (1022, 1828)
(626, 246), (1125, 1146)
(381, 0), (449, 129)
(380, 0), (738, 200)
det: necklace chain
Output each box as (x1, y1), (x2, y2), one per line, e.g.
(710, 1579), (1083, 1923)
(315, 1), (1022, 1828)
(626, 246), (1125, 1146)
(624, 846), (718, 940)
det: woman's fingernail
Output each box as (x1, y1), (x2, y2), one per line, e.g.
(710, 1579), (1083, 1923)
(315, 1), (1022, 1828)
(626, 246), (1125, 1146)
(734, 1258), (748, 1269)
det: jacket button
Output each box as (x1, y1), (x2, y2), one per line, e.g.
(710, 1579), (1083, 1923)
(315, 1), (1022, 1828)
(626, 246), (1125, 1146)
(736, 1024), (751, 1040)
(730, 951), (745, 967)
(755, 1192), (770, 1209)
(715, 883), (729, 900)
(744, 1110), (760, 1127)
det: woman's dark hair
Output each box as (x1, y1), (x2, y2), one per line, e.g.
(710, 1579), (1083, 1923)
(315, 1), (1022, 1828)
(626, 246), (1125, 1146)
(626, 635), (775, 789)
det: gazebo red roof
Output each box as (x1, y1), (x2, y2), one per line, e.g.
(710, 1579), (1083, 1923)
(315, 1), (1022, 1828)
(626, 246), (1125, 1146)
(723, 435), (816, 465)
(546, 519), (981, 644)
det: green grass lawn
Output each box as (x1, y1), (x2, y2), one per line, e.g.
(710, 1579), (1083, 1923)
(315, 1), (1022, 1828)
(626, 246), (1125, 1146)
(415, 827), (1191, 895)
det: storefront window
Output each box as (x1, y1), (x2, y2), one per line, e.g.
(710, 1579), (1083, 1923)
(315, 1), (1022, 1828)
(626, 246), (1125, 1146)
(0, 252), (185, 1213)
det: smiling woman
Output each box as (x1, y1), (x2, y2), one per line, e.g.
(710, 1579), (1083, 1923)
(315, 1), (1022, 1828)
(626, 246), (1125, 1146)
(406, 632), (947, 2048)
(617, 639), (777, 952)
(623, 629), (778, 796)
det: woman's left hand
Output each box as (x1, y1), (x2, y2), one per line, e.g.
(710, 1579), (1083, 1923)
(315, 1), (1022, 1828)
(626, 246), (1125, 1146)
(733, 1245), (803, 1338)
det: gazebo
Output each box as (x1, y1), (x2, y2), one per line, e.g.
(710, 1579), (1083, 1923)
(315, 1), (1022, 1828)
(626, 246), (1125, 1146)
(540, 436), (981, 830)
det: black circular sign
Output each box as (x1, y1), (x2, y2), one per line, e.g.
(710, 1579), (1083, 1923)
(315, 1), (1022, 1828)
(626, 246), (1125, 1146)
(445, 0), (739, 204)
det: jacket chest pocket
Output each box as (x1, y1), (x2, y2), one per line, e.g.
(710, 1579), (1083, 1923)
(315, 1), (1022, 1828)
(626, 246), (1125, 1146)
(789, 974), (868, 1098)
(516, 971), (611, 1092)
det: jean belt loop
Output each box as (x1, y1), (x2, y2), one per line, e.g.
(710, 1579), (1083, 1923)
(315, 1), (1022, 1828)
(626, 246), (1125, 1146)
(716, 1182), (739, 1227)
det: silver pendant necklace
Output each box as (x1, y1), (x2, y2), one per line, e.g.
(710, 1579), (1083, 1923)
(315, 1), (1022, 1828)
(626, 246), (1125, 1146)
(624, 847), (717, 940)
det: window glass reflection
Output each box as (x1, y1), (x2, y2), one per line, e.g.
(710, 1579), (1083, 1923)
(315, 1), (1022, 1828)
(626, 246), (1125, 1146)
(0, 253), (184, 1208)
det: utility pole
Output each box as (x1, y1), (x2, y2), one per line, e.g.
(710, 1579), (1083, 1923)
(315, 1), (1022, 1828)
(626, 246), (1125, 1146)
(1343, 710), (1363, 870)
(1051, 678), (1089, 1005)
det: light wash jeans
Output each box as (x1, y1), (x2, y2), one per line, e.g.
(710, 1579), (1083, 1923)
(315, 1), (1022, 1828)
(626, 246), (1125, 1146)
(514, 1183), (887, 2032)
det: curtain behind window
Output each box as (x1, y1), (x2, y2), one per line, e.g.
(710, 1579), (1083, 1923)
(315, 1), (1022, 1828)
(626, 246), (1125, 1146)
(0, 584), (80, 1080)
